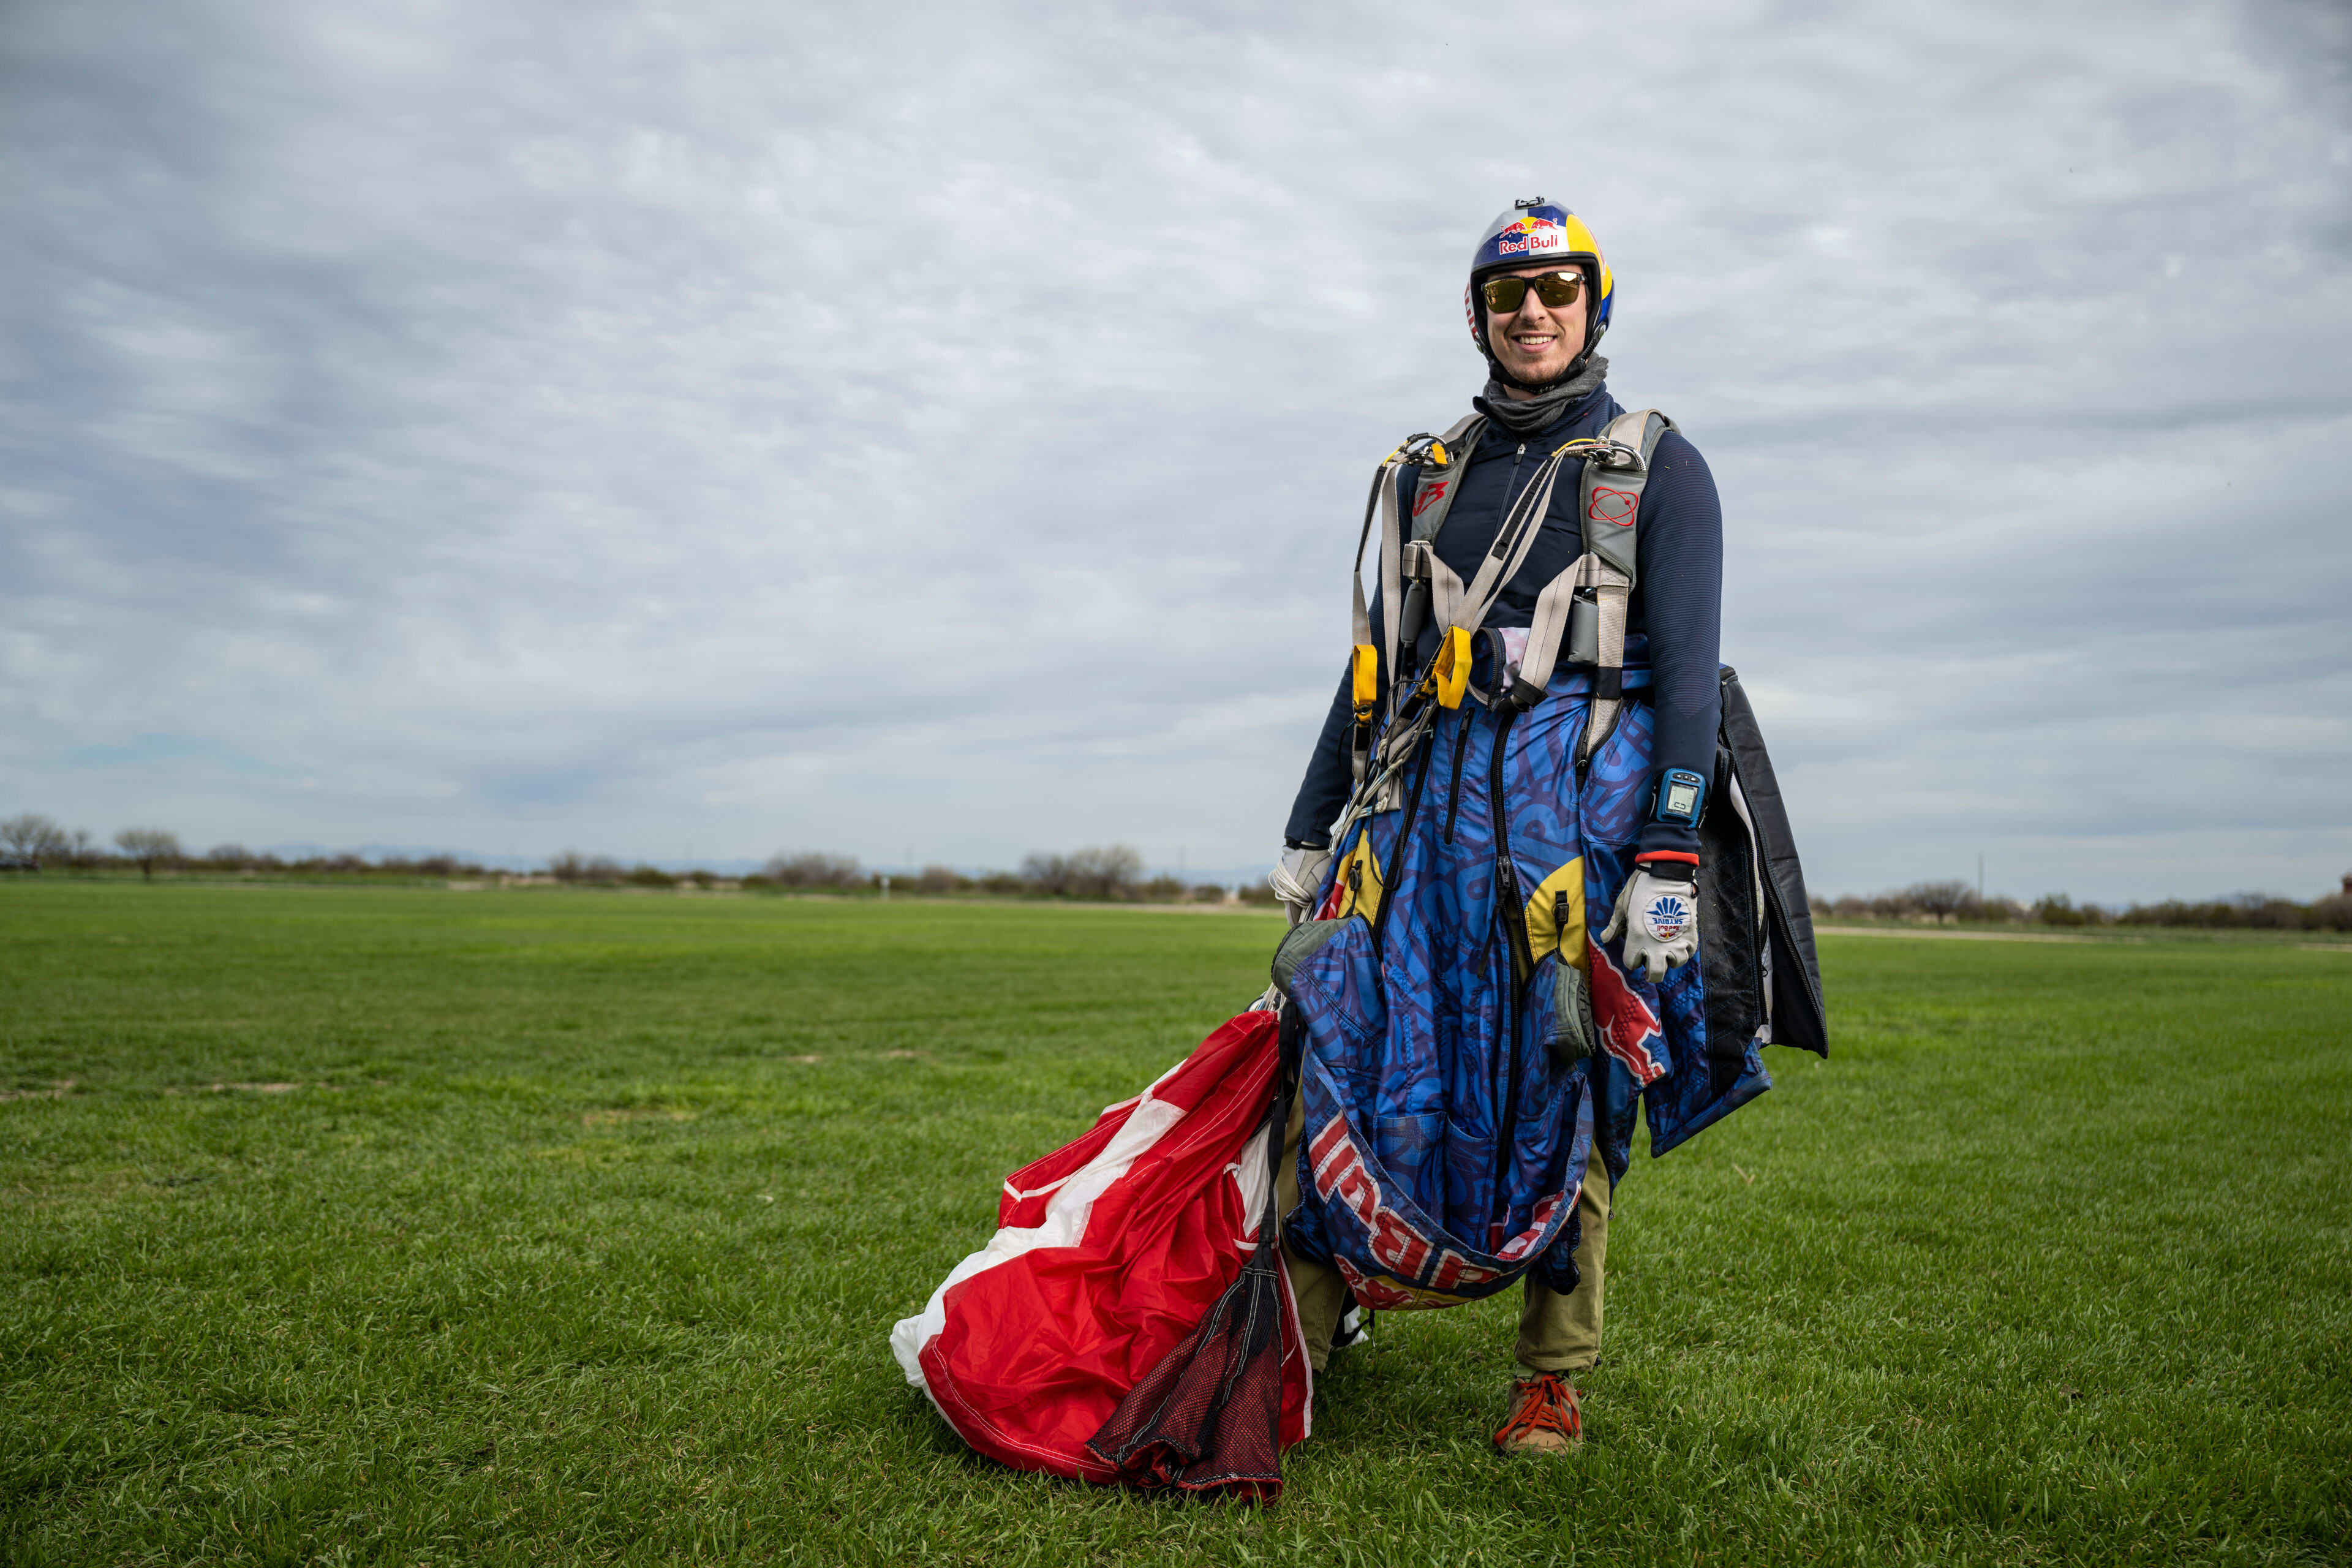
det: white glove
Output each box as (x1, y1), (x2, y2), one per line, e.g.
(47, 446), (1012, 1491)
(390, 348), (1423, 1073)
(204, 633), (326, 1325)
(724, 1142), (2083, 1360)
(1268, 843), (1333, 926)
(1599, 861), (1700, 982)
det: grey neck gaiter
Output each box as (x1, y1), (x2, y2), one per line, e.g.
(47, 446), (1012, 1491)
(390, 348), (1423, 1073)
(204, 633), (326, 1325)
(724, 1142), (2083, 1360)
(1475, 354), (1609, 436)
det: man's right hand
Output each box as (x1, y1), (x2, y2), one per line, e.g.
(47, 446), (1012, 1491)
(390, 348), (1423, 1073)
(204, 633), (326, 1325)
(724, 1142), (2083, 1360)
(1268, 843), (1333, 925)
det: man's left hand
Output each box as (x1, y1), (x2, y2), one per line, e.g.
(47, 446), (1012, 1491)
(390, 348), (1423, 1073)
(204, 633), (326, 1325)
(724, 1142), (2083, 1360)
(1599, 859), (1700, 982)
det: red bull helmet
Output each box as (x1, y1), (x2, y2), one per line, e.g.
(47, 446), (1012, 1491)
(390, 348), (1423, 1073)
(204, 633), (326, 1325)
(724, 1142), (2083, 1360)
(1464, 198), (1614, 380)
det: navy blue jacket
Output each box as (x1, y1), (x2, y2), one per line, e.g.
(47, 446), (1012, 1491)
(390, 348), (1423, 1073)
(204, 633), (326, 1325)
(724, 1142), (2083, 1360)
(1284, 384), (1722, 859)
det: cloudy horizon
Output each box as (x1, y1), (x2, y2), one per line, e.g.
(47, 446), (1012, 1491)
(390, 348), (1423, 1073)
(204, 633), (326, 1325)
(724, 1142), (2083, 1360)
(4, 0), (2348, 904)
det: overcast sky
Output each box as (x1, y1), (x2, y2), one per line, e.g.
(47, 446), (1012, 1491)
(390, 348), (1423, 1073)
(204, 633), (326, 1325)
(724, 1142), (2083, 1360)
(4, 0), (2348, 901)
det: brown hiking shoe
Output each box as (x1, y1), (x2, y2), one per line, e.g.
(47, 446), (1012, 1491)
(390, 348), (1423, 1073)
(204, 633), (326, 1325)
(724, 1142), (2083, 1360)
(1493, 1371), (1583, 1455)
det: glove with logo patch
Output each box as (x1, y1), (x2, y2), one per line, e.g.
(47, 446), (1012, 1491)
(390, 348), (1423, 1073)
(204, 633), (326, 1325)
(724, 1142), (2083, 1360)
(1268, 842), (1334, 926)
(1599, 857), (1700, 983)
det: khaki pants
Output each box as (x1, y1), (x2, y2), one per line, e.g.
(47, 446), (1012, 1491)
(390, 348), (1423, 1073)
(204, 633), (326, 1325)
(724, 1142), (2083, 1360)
(1276, 1085), (1611, 1378)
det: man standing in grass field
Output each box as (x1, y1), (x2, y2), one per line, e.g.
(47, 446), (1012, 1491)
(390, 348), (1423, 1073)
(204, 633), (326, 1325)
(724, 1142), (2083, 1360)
(1270, 198), (1732, 1457)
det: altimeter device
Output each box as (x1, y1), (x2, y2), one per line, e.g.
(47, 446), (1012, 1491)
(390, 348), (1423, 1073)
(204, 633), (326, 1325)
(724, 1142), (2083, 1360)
(1652, 767), (1707, 827)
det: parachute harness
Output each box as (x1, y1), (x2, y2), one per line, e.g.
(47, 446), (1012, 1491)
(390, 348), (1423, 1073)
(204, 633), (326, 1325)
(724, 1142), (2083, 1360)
(1330, 409), (1676, 866)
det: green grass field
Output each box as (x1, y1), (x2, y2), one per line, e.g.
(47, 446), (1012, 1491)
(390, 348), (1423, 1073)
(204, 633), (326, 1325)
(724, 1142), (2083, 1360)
(3, 884), (2348, 1566)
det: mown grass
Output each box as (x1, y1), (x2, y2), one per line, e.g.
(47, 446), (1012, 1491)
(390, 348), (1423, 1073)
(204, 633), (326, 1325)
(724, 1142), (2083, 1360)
(2, 883), (2347, 1566)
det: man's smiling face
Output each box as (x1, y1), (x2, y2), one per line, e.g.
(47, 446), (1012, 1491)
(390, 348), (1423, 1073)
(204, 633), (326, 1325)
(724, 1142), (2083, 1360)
(1483, 265), (1591, 391)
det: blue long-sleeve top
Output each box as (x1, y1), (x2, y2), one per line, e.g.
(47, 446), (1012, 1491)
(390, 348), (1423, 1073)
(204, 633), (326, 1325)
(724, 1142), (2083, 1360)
(1284, 383), (1722, 859)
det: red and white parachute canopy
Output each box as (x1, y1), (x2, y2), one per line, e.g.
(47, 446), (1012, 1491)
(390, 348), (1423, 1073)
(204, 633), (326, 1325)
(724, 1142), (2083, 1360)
(889, 1011), (1311, 1496)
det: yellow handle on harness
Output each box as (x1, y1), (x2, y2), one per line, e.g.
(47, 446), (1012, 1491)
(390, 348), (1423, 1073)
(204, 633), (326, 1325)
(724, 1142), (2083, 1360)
(1429, 625), (1472, 710)
(1350, 644), (1379, 715)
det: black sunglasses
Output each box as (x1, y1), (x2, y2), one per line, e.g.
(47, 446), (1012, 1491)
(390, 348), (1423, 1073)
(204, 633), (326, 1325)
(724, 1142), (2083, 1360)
(1479, 271), (1585, 313)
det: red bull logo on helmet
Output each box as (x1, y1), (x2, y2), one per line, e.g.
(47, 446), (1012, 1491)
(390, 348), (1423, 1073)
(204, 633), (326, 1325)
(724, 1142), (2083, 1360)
(1493, 214), (1565, 258)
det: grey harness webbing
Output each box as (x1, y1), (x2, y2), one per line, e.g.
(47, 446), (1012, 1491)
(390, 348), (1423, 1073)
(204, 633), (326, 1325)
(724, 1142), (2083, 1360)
(1501, 409), (1676, 764)
(1329, 405), (1675, 841)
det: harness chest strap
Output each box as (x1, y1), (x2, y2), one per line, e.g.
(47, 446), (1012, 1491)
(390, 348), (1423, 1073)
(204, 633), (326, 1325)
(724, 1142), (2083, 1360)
(1398, 438), (1588, 709)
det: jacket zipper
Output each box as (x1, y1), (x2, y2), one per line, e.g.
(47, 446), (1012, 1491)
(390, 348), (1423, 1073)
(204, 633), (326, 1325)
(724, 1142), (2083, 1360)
(1490, 708), (1532, 986)
(1368, 731), (1438, 959)
(1441, 709), (1474, 844)
(1488, 706), (1531, 1240)
(1501, 442), (1531, 554)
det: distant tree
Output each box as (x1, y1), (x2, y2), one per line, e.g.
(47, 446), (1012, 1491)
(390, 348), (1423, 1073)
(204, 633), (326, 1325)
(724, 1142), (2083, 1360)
(1020, 846), (1146, 900)
(1020, 851), (1071, 894)
(2231, 892), (2307, 929)
(1, 814), (69, 867)
(1907, 880), (1973, 925)
(548, 851), (587, 883)
(764, 851), (862, 889)
(206, 843), (254, 868)
(115, 827), (182, 881)
(2033, 893), (2086, 927)
(1087, 845), (1145, 899)
(917, 864), (963, 894)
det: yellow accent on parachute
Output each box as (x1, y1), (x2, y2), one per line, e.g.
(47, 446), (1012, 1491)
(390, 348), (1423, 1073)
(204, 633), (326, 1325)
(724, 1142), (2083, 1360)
(1333, 835), (1385, 923)
(1428, 439), (1450, 469)
(1351, 644), (1379, 711)
(1521, 856), (1588, 971)
(1430, 625), (1472, 709)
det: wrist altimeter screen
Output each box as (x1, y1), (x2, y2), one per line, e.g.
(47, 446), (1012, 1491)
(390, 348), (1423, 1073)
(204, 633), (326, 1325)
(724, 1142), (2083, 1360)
(1653, 768), (1706, 827)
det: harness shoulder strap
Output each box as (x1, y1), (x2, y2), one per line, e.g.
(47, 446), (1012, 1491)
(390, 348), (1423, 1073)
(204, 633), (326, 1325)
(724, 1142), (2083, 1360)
(1346, 415), (1479, 784)
(1494, 411), (1676, 756)
(1577, 409), (1673, 585)
(1407, 413), (1484, 545)
(1567, 409), (1674, 760)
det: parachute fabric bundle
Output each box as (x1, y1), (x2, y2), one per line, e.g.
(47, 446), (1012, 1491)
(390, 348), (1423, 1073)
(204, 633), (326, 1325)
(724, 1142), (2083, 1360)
(889, 1010), (1310, 1497)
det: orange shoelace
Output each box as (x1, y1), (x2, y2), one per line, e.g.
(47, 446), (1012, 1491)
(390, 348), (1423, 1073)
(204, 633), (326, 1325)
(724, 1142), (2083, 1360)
(1493, 1372), (1582, 1449)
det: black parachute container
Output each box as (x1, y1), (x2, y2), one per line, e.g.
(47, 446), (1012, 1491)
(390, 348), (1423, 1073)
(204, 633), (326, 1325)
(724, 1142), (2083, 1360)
(1697, 665), (1828, 1082)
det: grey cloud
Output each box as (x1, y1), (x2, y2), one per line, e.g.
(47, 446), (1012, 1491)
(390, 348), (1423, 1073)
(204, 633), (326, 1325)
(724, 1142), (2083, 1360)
(2, 0), (2347, 900)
